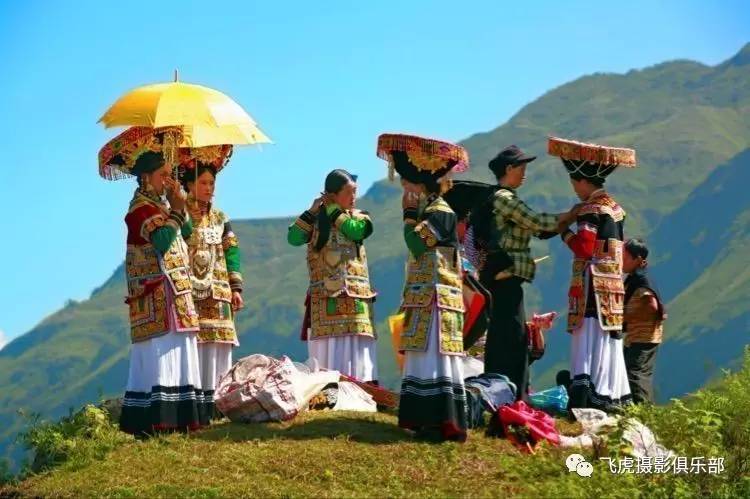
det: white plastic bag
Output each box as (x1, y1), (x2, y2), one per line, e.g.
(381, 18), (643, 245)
(461, 356), (485, 379)
(333, 381), (377, 412)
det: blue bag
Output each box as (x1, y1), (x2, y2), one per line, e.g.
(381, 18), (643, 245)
(529, 385), (569, 416)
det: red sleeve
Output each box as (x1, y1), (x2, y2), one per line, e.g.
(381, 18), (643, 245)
(562, 215), (598, 259)
(125, 203), (166, 245)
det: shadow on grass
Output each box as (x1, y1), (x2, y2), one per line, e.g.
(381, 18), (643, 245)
(191, 412), (413, 445)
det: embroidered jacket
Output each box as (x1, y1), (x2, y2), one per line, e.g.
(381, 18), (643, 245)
(185, 198), (242, 344)
(288, 204), (377, 339)
(124, 189), (199, 343)
(400, 196), (465, 355)
(561, 190), (626, 332)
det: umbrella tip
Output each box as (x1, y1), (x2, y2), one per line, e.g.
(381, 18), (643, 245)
(174, 69), (179, 82)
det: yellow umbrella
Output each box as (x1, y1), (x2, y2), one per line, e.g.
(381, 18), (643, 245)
(98, 73), (272, 147)
(180, 122), (271, 148)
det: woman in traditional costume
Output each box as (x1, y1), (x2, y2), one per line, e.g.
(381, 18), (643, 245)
(548, 136), (635, 412)
(178, 145), (244, 416)
(288, 169), (378, 382)
(377, 133), (469, 442)
(622, 238), (666, 404)
(98, 126), (208, 434)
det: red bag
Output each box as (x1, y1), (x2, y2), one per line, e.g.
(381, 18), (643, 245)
(526, 312), (557, 362)
(496, 401), (560, 452)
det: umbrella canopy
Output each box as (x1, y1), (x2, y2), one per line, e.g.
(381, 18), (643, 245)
(180, 122), (271, 148)
(98, 80), (272, 147)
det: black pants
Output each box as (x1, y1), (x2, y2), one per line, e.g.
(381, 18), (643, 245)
(624, 343), (659, 404)
(483, 277), (528, 401)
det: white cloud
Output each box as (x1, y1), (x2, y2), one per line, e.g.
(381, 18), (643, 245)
(0, 329), (6, 351)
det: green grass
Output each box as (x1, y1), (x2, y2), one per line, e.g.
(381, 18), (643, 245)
(0, 412), (648, 498)
(4, 348), (749, 498)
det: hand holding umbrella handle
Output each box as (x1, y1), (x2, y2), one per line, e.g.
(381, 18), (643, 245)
(165, 178), (186, 212)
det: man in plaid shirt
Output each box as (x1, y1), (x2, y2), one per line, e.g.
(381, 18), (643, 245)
(493, 188), (558, 281)
(482, 145), (578, 401)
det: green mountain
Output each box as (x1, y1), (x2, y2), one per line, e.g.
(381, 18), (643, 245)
(2, 43), (749, 469)
(649, 149), (750, 397)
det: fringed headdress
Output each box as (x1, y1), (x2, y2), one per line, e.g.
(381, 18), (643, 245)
(98, 126), (183, 180)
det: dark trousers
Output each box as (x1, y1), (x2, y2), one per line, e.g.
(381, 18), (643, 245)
(624, 343), (659, 404)
(483, 277), (528, 401)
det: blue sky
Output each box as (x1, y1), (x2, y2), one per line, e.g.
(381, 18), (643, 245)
(0, 0), (748, 344)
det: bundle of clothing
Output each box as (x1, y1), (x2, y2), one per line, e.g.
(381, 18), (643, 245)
(214, 354), (378, 423)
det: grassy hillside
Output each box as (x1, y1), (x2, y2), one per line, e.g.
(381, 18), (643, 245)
(4, 349), (749, 498)
(2, 43), (750, 470)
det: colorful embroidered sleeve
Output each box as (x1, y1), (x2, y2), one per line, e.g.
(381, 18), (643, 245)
(222, 221), (243, 292)
(149, 210), (187, 255)
(561, 212), (598, 259)
(403, 209), (455, 258)
(494, 191), (559, 233)
(327, 204), (373, 242)
(403, 224), (429, 258)
(288, 210), (316, 246)
(137, 207), (167, 242)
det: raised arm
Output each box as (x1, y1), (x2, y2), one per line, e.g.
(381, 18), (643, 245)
(561, 212), (599, 259)
(327, 204), (373, 241)
(146, 210), (187, 255)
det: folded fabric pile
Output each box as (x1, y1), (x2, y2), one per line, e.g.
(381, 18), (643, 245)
(215, 354), (377, 423)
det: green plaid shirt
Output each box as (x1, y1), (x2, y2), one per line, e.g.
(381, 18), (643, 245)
(493, 187), (559, 282)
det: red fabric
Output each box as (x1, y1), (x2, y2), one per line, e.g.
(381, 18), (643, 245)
(300, 292), (311, 341)
(398, 420), (467, 443)
(498, 401), (560, 452)
(440, 421), (468, 442)
(463, 291), (486, 336)
(124, 277), (164, 304)
(526, 312), (558, 361)
(125, 203), (163, 245)
(565, 228), (596, 259)
(456, 220), (467, 243)
(569, 285), (584, 299)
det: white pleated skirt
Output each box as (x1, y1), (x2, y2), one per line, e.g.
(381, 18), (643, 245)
(120, 330), (209, 433)
(125, 331), (203, 393)
(569, 317), (632, 411)
(197, 342), (233, 395)
(398, 307), (468, 441)
(307, 335), (378, 382)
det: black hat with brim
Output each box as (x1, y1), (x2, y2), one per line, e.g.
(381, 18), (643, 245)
(488, 145), (536, 176)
